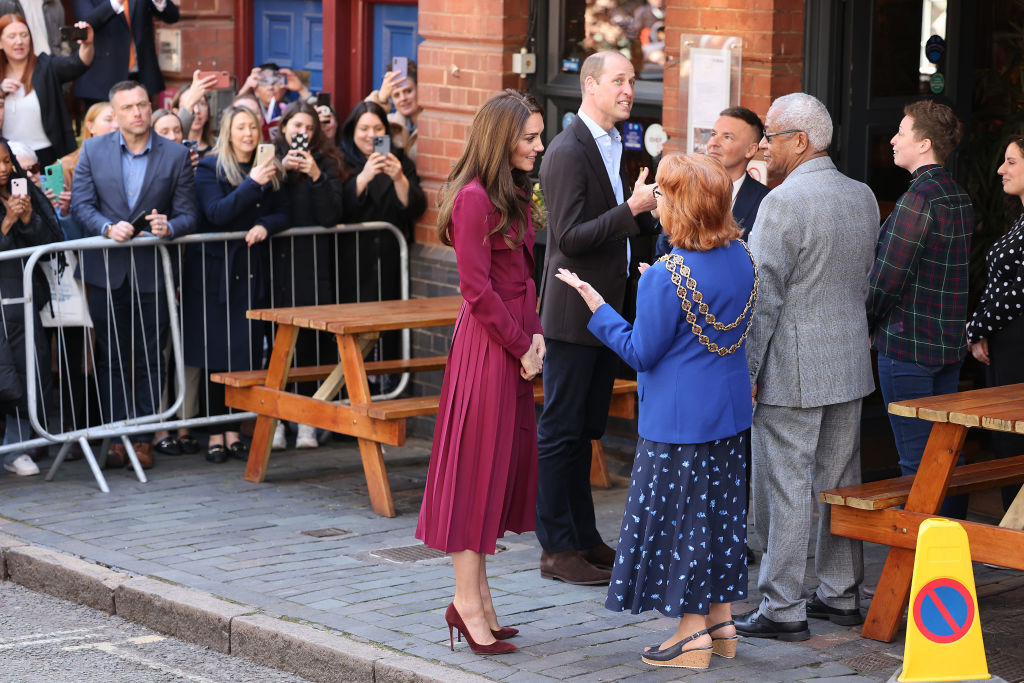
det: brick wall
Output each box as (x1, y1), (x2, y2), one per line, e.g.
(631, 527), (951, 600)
(160, 0), (238, 93)
(414, 0), (531, 247)
(661, 0), (804, 154)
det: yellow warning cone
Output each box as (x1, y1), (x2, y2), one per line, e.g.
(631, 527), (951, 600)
(898, 518), (989, 682)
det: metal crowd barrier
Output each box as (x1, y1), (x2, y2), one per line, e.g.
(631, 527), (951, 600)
(0, 222), (409, 491)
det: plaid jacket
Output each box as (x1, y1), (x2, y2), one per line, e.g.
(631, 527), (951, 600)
(867, 164), (973, 365)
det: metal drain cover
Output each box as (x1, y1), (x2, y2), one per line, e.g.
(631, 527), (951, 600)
(370, 543), (507, 564)
(844, 652), (902, 674)
(371, 545), (446, 563)
(300, 527), (350, 538)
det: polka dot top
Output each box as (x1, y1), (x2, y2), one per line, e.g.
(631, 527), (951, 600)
(967, 213), (1024, 343)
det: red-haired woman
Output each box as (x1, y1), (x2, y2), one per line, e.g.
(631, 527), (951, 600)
(416, 89), (546, 655)
(557, 153), (757, 671)
(0, 14), (93, 166)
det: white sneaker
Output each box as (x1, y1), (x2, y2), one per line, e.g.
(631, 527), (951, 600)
(296, 424), (318, 449)
(4, 454), (40, 476)
(271, 422), (287, 450)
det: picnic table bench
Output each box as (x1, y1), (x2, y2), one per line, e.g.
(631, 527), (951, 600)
(211, 296), (636, 517)
(818, 383), (1024, 642)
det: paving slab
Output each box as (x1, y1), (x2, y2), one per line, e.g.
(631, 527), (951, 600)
(1, 436), (1023, 682)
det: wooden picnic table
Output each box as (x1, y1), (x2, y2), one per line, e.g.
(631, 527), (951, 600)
(820, 383), (1024, 642)
(212, 296), (637, 518)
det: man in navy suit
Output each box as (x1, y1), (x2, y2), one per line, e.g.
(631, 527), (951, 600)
(536, 51), (658, 585)
(655, 106), (770, 256)
(72, 80), (197, 468)
(72, 0), (179, 103)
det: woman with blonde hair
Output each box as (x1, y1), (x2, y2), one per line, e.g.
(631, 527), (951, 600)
(180, 105), (287, 463)
(557, 153), (757, 671)
(415, 89), (545, 655)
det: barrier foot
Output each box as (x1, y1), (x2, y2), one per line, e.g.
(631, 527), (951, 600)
(80, 437), (110, 493)
(44, 441), (73, 481)
(122, 436), (148, 484)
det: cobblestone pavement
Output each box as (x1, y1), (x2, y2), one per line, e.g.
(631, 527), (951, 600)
(1, 436), (1022, 682)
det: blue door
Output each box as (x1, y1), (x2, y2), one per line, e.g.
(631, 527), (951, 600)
(372, 4), (422, 93)
(254, 0), (323, 91)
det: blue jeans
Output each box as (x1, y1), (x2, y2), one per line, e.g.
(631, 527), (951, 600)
(877, 354), (966, 518)
(3, 414), (32, 468)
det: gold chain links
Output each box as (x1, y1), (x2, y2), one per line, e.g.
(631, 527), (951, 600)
(656, 241), (759, 356)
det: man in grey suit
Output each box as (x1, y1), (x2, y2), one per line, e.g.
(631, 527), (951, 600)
(735, 93), (878, 641)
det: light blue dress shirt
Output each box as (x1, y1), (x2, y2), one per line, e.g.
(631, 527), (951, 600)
(577, 109), (629, 272)
(119, 130), (152, 212)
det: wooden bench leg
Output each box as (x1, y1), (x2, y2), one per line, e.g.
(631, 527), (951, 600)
(337, 333), (396, 517)
(358, 438), (396, 517)
(862, 546), (915, 641)
(860, 421), (967, 641)
(245, 415), (277, 483)
(244, 324), (298, 483)
(590, 440), (612, 488)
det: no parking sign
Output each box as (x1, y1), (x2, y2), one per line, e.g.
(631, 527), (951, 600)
(898, 519), (990, 682)
(911, 577), (975, 644)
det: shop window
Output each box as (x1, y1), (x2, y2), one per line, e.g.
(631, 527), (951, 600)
(558, 0), (666, 81)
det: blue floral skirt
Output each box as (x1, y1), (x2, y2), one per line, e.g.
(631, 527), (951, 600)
(605, 435), (748, 617)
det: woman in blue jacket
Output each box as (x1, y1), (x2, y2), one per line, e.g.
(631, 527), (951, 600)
(181, 105), (288, 463)
(556, 153), (757, 671)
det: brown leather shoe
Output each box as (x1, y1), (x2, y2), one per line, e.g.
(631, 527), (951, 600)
(132, 442), (154, 469)
(540, 550), (611, 585)
(580, 542), (617, 570)
(105, 443), (127, 469)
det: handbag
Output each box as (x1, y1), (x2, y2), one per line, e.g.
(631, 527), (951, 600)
(38, 251), (92, 328)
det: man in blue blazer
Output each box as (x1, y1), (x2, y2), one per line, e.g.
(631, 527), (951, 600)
(72, 0), (179, 102)
(655, 106), (770, 256)
(72, 80), (197, 468)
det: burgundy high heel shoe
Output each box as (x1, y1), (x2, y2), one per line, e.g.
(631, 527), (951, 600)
(491, 625), (519, 640)
(445, 603), (517, 654)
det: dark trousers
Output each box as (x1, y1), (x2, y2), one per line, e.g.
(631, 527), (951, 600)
(89, 282), (169, 442)
(878, 354), (967, 518)
(988, 316), (1024, 510)
(535, 338), (619, 553)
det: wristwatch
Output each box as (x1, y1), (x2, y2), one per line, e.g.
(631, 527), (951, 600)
(103, 223), (111, 238)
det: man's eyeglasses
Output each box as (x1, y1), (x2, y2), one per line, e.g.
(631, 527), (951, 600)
(762, 129), (802, 143)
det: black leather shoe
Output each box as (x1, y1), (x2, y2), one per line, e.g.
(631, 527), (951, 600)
(734, 608), (810, 641)
(806, 594), (863, 626)
(206, 444), (228, 464)
(154, 437), (181, 456)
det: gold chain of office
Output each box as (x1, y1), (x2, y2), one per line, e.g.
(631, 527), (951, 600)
(656, 242), (759, 356)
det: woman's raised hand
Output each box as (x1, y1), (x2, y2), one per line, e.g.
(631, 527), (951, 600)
(249, 155), (277, 186)
(554, 268), (606, 313)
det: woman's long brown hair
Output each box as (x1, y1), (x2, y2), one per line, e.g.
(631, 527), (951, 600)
(436, 89), (541, 247)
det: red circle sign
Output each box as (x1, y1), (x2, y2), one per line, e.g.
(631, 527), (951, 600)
(912, 577), (975, 644)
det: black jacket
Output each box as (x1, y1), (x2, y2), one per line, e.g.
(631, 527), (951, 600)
(0, 182), (62, 414)
(32, 51), (90, 157)
(72, 0), (179, 99)
(537, 115), (657, 346)
(271, 150), (345, 308)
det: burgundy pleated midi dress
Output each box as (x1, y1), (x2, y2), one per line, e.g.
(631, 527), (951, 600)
(416, 179), (542, 555)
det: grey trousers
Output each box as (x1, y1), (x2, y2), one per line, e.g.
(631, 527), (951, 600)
(751, 399), (864, 621)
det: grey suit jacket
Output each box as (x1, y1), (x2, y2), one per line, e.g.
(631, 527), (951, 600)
(745, 156), (879, 408)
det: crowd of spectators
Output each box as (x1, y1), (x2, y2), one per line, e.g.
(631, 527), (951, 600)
(0, 7), (426, 475)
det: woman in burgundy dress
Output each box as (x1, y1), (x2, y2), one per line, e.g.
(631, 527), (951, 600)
(416, 90), (546, 655)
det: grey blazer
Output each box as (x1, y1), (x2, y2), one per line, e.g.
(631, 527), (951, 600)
(745, 156), (879, 408)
